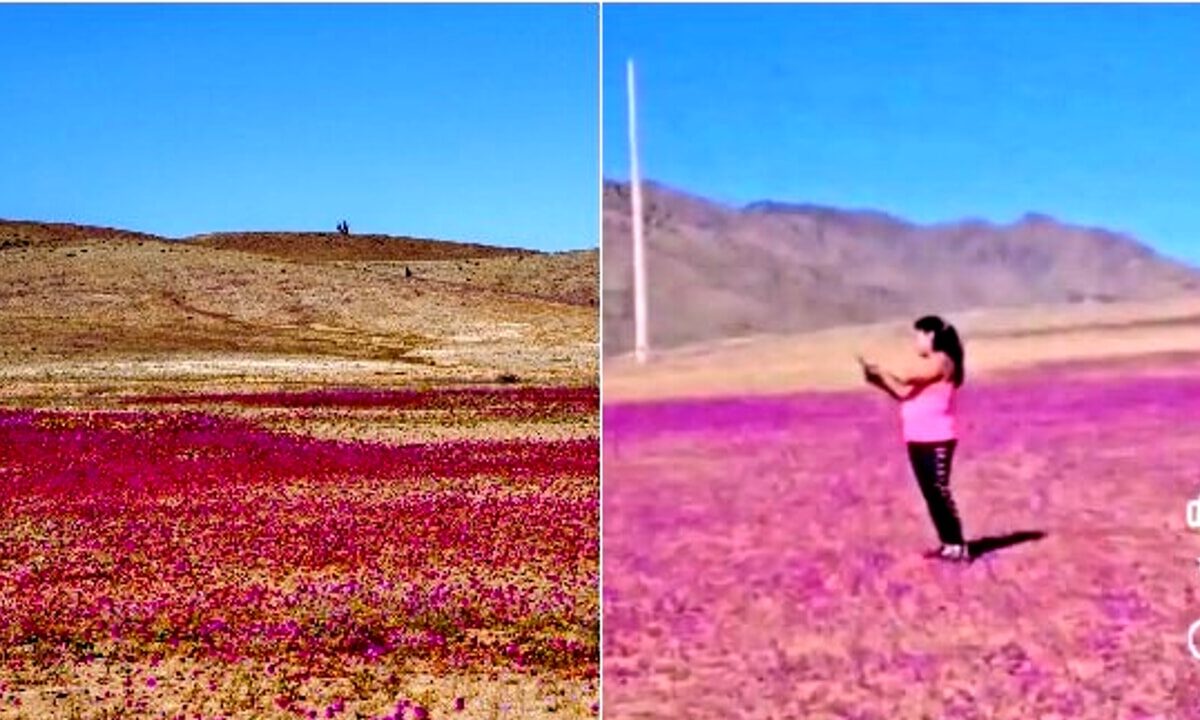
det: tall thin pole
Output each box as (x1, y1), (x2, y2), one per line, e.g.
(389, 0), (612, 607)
(627, 59), (649, 364)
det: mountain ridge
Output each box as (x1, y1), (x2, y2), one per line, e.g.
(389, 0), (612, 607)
(602, 179), (1200, 356)
(0, 218), (590, 258)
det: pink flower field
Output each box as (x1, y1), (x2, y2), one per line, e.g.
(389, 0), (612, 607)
(603, 360), (1200, 719)
(0, 386), (599, 719)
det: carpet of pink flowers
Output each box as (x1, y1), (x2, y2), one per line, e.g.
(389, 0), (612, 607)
(0, 386), (598, 719)
(603, 360), (1200, 719)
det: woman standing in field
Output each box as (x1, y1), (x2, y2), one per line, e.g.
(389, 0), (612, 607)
(861, 315), (970, 563)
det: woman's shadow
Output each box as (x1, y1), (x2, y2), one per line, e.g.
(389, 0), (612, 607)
(967, 530), (1047, 559)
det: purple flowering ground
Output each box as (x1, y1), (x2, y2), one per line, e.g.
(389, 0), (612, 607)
(603, 359), (1200, 719)
(0, 387), (599, 719)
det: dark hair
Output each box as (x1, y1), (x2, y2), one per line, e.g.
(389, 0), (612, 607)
(914, 315), (965, 387)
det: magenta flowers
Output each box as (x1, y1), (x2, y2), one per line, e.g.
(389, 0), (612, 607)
(603, 367), (1200, 718)
(0, 385), (598, 716)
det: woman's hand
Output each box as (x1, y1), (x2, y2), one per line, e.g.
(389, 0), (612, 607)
(859, 355), (905, 400)
(857, 355), (882, 384)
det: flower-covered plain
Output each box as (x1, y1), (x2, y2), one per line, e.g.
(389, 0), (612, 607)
(0, 386), (598, 719)
(603, 365), (1199, 719)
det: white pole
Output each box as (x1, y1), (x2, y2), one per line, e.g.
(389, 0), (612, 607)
(627, 59), (649, 364)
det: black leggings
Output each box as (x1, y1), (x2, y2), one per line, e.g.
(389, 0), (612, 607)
(907, 440), (964, 546)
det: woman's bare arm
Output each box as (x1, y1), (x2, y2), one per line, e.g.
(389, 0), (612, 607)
(884, 354), (947, 392)
(860, 357), (906, 401)
(872, 370), (915, 400)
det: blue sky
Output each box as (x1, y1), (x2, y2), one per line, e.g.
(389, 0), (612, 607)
(0, 4), (597, 251)
(604, 4), (1200, 265)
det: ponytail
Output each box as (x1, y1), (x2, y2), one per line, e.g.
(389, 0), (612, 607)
(914, 315), (966, 387)
(937, 324), (965, 387)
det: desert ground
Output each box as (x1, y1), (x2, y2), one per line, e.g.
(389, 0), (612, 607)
(0, 222), (596, 402)
(603, 294), (1200, 401)
(603, 298), (1200, 719)
(0, 222), (599, 719)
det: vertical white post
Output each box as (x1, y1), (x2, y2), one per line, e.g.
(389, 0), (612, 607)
(627, 59), (649, 364)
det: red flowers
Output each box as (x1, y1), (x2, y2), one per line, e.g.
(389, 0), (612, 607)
(0, 385), (599, 714)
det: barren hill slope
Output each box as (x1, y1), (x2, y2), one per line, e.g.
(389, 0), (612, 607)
(189, 230), (524, 263)
(0, 220), (597, 388)
(603, 181), (1200, 355)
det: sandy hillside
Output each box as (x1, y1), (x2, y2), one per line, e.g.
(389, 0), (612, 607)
(0, 220), (597, 401)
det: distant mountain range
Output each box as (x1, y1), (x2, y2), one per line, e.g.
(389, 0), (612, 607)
(602, 180), (1200, 356)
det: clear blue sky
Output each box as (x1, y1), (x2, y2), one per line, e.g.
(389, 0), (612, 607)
(604, 4), (1200, 265)
(0, 4), (597, 251)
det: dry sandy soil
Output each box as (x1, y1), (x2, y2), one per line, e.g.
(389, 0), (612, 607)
(0, 220), (597, 402)
(603, 294), (1200, 401)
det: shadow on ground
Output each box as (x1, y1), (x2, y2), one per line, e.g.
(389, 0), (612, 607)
(968, 530), (1047, 559)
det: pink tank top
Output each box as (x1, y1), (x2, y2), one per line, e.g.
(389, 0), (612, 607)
(900, 379), (958, 442)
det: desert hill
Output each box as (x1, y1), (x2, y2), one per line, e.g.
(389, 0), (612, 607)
(0, 219), (597, 391)
(188, 231), (524, 263)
